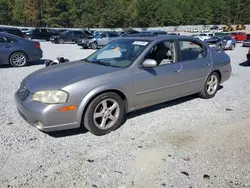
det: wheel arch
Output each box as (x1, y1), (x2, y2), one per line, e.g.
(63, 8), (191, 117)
(212, 70), (222, 82)
(76, 87), (128, 127)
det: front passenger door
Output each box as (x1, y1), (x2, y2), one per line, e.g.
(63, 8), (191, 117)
(133, 40), (184, 107)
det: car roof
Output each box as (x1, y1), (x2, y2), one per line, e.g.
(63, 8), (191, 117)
(0, 27), (20, 31)
(0, 31), (24, 38)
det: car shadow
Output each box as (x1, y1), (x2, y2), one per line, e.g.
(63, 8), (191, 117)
(239, 61), (249, 67)
(0, 59), (47, 69)
(47, 127), (89, 138)
(48, 86), (224, 138)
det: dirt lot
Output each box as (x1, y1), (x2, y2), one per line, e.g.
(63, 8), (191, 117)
(0, 41), (250, 188)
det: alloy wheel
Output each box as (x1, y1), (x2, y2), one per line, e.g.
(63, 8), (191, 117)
(93, 98), (120, 130)
(11, 53), (27, 67)
(206, 75), (218, 95)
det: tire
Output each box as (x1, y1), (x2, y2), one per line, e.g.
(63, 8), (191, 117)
(231, 44), (235, 50)
(90, 42), (98, 49)
(58, 38), (64, 44)
(248, 61), (250, 66)
(83, 92), (125, 136)
(199, 72), (220, 99)
(9, 52), (28, 67)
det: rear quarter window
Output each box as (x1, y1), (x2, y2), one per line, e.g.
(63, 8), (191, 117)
(6, 29), (23, 37)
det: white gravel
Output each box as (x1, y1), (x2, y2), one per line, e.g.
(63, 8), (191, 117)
(0, 42), (250, 188)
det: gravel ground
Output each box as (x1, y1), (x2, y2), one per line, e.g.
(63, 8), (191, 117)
(0, 42), (250, 188)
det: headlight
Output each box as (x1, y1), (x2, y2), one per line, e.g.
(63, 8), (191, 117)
(32, 90), (68, 104)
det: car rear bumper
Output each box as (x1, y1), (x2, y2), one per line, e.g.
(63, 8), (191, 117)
(15, 92), (80, 132)
(29, 49), (43, 62)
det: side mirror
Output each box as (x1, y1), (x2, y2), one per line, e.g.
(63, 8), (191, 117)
(142, 59), (157, 68)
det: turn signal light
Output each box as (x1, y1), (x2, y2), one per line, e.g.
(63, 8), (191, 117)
(58, 105), (77, 112)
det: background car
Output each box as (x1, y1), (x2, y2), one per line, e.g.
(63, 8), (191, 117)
(204, 36), (223, 50)
(242, 34), (250, 47)
(77, 31), (120, 49)
(0, 32), (42, 67)
(194, 33), (214, 41)
(229, 32), (247, 42)
(219, 36), (236, 50)
(138, 30), (167, 35)
(50, 30), (93, 44)
(26, 28), (59, 41)
(0, 27), (26, 38)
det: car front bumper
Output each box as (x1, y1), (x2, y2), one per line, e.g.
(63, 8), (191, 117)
(15, 91), (80, 132)
(77, 40), (89, 47)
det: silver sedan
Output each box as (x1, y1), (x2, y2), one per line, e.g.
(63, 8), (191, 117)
(15, 35), (232, 135)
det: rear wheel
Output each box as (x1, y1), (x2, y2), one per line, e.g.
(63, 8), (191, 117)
(83, 92), (125, 136)
(199, 72), (220, 99)
(58, 38), (64, 44)
(9, 52), (28, 67)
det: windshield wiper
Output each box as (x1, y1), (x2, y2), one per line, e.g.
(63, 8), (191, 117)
(83, 58), (122, 68)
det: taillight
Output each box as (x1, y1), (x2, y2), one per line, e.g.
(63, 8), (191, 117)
(34, 43), (40, 48)
(22, 34), (26, 38)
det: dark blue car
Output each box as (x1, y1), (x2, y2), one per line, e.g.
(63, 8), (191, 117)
(0, 32), (43, 67)
(204, 36), (236, 51)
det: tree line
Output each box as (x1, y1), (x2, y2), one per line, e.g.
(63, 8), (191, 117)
(0, 0), (250, 28)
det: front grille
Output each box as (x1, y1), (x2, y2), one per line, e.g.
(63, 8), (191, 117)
(17, 87), (30, 101)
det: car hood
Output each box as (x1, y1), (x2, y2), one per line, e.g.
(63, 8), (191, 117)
(21, 60), (122, 93)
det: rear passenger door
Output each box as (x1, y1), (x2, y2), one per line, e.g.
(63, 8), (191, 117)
(73, 31), (83, 42)
(177, 39), (211, 94)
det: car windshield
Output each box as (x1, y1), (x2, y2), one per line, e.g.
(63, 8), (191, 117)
(85, 39), (150, 68)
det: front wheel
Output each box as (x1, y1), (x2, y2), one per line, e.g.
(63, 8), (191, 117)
(231, 44), (235, 50)
(90, 42), (98, 49)
(58, 38), (64, 44)
(199, 72), (220, 99)
(83, 92), (125, 136)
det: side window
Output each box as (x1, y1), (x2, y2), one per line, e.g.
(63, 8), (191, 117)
(0, 36), (7, 43)
(5, 36), (18, 43)
(74, 31), (83, 35)
(41, 29), (47, 33)
(145, 41), (176, 66)
(179, 40), (206, 61)
(67, 31), (74, 35)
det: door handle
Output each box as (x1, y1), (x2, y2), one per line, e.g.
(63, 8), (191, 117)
(206, 63), (211, 66)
